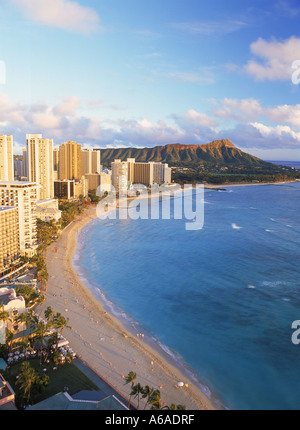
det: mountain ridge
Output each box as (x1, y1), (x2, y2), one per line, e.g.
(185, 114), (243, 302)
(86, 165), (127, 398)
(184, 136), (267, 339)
(99, 140), (274, 168)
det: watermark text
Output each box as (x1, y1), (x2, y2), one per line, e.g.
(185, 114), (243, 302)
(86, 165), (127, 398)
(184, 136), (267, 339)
(96, 182), (205, 231)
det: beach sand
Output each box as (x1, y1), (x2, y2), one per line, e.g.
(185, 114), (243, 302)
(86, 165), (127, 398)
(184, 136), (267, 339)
(42, 204), (218, 411)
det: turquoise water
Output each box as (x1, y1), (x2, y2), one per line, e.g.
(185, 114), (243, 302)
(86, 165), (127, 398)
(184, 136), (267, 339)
(74, 182), (300, 410)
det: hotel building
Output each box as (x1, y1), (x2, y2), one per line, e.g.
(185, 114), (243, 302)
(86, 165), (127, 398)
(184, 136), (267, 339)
(81, 149), (101, 176)
(74, 177), (88, 199)
(35, 199), (62, 223)
(0, 207), (20, 276)
(22, 148), (28, 180)
(53, 148), (59, 180)
(111, 160), (129, 193)
(59, 141), (82, 181)
(85, 172), (112, 192)
(26, 134), (54, 200)
(0, 135), (14, 182)
(112, 158), (172, 191)
(0, 181), (38, 256)
(54, 179), (75, 200)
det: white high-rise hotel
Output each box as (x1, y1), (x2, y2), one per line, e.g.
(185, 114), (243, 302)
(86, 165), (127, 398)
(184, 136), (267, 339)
(0, 181), (38, 256)
(0, 135), (14, 182)
(26, 134), (54, 200)
(81, 148), (101, 176)
(112, 158), (172, 193)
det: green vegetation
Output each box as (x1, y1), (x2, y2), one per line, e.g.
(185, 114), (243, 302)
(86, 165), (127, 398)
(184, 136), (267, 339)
(15, 285), (40, 308)
(58, 200), (85, 228)
(172, 167), (300, 185)
(29, 199), (88, 291)
(36, 219), (59, 250)
(30, 254), (48, 291)
(0, 305), (99, 408)
(124, 371), (186, 410)
(88, 189), (101, 203)
(4, 360), (99, 407)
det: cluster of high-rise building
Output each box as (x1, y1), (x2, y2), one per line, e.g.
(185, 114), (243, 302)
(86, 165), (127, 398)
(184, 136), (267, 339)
(112, 158), (172, 193)
(0, 134), (172, 276)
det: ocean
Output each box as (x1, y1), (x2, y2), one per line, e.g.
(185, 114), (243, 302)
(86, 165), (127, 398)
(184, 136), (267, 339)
(270, 160), (300, 169)
(74, 182), (300, 410)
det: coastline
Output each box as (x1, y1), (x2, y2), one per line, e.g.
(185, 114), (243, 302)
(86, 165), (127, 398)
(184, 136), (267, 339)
(43, 205), (219, 410)
(204, 179), (299, 189)
(41, 180), (299, 410)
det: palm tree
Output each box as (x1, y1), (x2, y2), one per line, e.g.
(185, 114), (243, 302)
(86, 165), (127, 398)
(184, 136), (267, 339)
(0, 308), (11, 330)
(44, 306), (54, 322)
(19, 338), (30, 360)
(124, 371), (137, 409)
(16, 361), (37, 405)
(52, 349), (60, 366)
(54, 313), (70, 337)
(28, 310), (39, 337)
(149, 389), (162, 410)
(53, 313), (70, 348)
(164, 403), (186, 410)
(38, 270), (48, 292)
(131, 383), (143, 409)
(16, 312), (28, 326)
(141, 385), (155, 410)
(49, 331), (60, 352)
(34, 321), (48, 364)
(5, 329), (14, 354)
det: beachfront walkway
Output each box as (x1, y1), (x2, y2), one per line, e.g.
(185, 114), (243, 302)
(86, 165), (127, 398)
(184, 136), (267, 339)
(73, 358), (132, 409)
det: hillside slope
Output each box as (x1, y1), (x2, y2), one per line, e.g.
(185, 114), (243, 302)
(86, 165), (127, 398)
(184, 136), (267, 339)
(100, 140), (273, 168)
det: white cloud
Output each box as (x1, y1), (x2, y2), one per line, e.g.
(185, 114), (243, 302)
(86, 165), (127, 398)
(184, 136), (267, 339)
(251, 122), (300, 144)
(222, 122), (300, 151)
(173, 19), (247, 36)
(1, 94), (220, 149)
(265, 104), (300, 126)
(214, 98), (263, 121)
(173, 109), (218, 128)
(53, 96), (80, 116)
(214, 98), (300, 128)
(244, 36), (300, 81)
(11, 0), (101, 34)
(2, 93), (300, 154)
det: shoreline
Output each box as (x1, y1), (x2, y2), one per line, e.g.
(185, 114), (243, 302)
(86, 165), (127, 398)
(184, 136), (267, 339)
(43, 205), (220, 410)
(204, 179), (299, 189)
(41, 179), (299, 410)
(73, 224), (221, 406)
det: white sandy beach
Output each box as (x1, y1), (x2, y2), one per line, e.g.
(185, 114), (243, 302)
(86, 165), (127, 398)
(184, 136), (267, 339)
(42, 204), (219, 411)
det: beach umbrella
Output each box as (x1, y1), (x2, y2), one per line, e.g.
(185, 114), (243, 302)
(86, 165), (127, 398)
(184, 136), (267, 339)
(177, 382), (184, 387)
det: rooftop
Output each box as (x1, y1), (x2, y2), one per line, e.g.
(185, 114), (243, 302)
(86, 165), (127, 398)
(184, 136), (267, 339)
(37, 199), (57, 205)
(0, 181), (37, 188)
(29, 391), (127, 411)
(0, 291), (13, 306)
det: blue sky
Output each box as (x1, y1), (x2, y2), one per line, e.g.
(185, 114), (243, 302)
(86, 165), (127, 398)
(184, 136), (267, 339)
(1, 0), (300, 160)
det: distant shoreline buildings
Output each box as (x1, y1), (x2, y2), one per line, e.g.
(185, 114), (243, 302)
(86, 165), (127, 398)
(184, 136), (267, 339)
(0, 133), (172, 277)
(112, 158), (171, 193)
